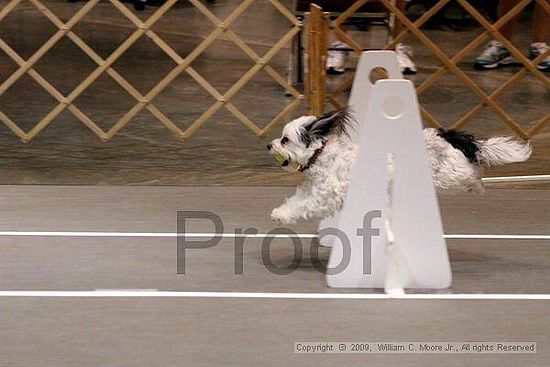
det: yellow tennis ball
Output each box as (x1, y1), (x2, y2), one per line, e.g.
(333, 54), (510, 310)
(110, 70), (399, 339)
(274, 154), (286, 164)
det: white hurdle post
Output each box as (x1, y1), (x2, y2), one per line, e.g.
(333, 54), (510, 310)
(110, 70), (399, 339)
(318, 51), (402, 247)
(325, 53), (452, 293)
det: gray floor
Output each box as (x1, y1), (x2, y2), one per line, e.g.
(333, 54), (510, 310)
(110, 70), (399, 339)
(0, 185), (548, 293)
(1, 185), (549, 365)
(0, 298), (548, 366)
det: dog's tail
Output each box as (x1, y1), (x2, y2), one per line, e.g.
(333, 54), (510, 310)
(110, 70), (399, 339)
(437, 129), (532, 166)
(475, 136), (532, 166)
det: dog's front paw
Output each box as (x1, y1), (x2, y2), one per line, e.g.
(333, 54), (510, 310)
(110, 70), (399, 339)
(271, 206), (295, 225)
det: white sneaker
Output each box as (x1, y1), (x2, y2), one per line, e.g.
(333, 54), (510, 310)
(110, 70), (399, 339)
(326, 41), (348, 74)
(474, 40), (513, 70)
(395, 43), (417, 75)
(529, 42), (550, 71)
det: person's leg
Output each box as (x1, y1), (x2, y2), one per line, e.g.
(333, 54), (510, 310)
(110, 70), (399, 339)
(393, 0), (417, 74)
(394, 0), (407, 39)
(533, 0), (550, 43)
(530, 0), (550, 71)
(327, 26), (351, 74)
(474, 0), (519, 69)
(496, 0), (522, 40)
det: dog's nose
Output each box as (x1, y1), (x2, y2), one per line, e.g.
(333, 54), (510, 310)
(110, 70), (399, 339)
(266, 143), (272, 151)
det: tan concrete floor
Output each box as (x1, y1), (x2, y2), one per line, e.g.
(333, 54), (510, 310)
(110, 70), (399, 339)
(0, 0), (547, 185)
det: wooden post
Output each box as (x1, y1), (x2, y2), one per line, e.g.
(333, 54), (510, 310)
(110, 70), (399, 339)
(305, 4), (328, 115)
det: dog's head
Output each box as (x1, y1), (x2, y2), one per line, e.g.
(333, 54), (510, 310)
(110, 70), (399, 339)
(266, 109), (352, 171)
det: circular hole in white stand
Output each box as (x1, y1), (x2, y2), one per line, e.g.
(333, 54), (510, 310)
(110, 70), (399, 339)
(369, 67), (388, 84)
(383, 97), (404, 119)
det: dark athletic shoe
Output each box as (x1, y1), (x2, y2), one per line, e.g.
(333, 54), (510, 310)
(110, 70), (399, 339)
(529, 42), (550, 71)
(474, 40), (513, 70)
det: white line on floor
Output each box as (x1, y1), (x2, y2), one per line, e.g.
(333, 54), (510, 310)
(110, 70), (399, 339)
(94, 289), (158, 292)
(443, 234), (550, 240)
(0, 231), (317, 238)
(0, 291), (548, 300)
(482, 174), (550, 183)
(0, 231), (549, 240)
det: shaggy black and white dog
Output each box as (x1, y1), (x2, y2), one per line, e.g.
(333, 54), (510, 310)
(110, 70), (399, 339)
(267, 110), (532, 224)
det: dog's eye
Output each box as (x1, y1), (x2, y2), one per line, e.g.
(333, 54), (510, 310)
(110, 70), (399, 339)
(281, 137), (289, 145)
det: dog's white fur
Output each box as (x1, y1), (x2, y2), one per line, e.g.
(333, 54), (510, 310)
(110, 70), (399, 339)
(268, 112), (532, 225)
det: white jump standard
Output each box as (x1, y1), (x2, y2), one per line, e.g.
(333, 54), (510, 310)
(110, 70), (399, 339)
(267, 51), (532, 293)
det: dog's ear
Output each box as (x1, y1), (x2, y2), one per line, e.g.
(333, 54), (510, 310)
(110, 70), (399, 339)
(304, 109), (351, 139)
